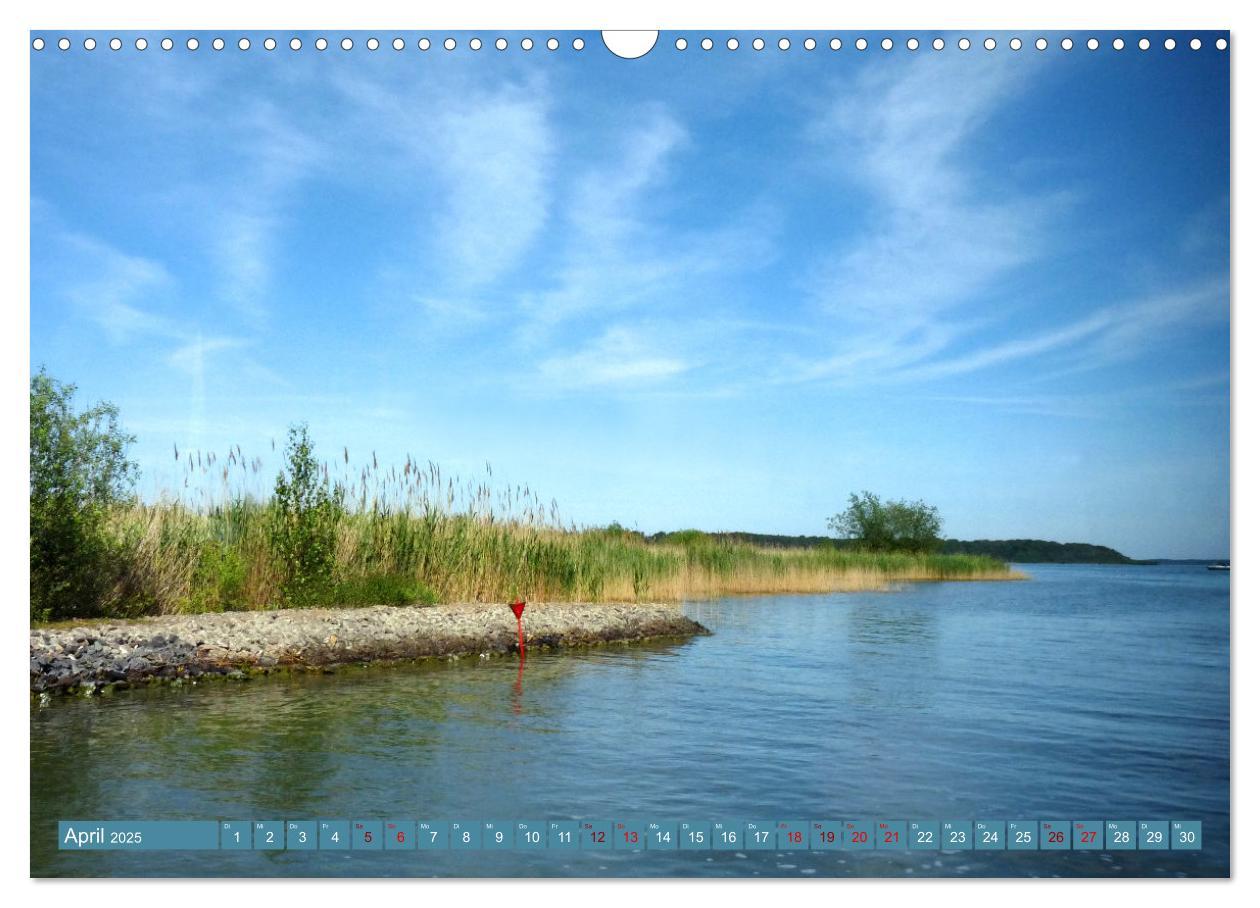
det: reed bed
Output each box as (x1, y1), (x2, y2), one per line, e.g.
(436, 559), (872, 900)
(80, 443), (1020, 619)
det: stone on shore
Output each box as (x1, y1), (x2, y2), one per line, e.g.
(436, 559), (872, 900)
(29, 602), (710, 695)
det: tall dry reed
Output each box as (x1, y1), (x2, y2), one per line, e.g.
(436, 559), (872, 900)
(81, 444), (1020, 618)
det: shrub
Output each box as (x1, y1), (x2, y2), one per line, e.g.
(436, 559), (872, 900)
(269, 424), (343, 605)
(827, 491), (943, 553)
(29, 369), (136, 621)
(328, 574), (439, 607)
(656, 528), (709, 547)
(181, 542), (249, 613)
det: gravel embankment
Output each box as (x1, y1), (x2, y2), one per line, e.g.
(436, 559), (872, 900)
(30, 602), (710, 694)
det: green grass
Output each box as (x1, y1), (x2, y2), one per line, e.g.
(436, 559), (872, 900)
(32, 445), (1020, 622)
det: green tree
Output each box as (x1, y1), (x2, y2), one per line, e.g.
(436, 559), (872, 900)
(30, 369), (136, 621)
(270, 423), (343, 604)
(828, 491), (942, 553)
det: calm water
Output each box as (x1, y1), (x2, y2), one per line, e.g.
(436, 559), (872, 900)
(30, 564), (1229, 877)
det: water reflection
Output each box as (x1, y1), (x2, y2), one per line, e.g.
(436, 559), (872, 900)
(843, 595), (940, 710)
(512, 653), (525, 716)
(31, 567), (1229, 878)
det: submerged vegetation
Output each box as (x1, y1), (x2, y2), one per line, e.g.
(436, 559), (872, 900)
(30, 373), (1018, 623)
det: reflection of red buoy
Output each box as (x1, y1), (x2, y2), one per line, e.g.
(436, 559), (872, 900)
(509, 599), (527, 654)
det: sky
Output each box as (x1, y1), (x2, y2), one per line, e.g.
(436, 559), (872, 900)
(30, 31), (1230, 559)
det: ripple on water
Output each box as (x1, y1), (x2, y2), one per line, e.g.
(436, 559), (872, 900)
(29, 566), (1229, 879)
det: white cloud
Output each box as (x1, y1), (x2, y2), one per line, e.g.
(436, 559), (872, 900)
(320, 84), (776, 375)
(785, 55), (1226, 396)
(431, 91), (553, 285)
(1074, 279), (1229, 366)
(209, 104), (326, 323)
(409, 294), (489, 325)
(811, 55), (1049, 322)
(895, 311), (1115, 382)
(43, 221), (263, 405)
(870, 277), (1228, 385)
(333, 72), (554, 291)
(518, 107), (776, 344)
(212, 210), (275, 322)
(922, 368), (1230, 418)
(789, 54), (1065, 386)
(107, 73), (326, 327)
(55, 232), (174, 342)
(537, 325), (691, 389)
(165, 335), (250, 377)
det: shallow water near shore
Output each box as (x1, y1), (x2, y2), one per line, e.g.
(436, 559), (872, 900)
(30, 564), (1229, 877)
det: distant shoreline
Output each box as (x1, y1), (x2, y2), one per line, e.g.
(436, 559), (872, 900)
(643, 532), (1217, 566)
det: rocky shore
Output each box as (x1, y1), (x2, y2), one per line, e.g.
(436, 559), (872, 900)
(30, 602), (710, 695)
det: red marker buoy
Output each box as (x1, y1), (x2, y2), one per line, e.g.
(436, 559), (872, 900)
(509, 599), (527, 654)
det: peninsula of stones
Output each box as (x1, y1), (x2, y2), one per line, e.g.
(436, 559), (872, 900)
(30, 602), (710, 694)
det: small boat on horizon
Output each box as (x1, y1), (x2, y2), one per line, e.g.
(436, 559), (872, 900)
(1207, 561), (1230, 571)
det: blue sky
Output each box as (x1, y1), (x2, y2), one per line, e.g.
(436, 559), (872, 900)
(30, 31), (1230, 558)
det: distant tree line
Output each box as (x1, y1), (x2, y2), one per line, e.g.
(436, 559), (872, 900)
(645, 531), (835, 548)
(937, 539), (1143, 564)
(644, 496), (1146, 564)
(648, 494), (947, 554)
(638, 531), (1143, 564)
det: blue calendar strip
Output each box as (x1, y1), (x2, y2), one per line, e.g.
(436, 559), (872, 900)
(58, 819), (1204, 852)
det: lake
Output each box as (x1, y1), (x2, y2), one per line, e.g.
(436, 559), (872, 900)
(30, 563), (1230, 877)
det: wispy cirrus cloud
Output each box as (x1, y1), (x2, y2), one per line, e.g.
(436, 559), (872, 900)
(1064, 278), (1229, 371)
(518, 108), (689, 333)
(55, 231), (175, 343)
(165, 335), (251, 377)
(918, 277), (1227, 385)
(29, 44), (1229, 557)
(786, 54), (1072, 388)
(788, 275), (1227, 391)
(921, 369), (1229, 419)
(536, 324), (691, 390)
(428, 88), (554, 287)
(333, 70), (555, 296)
(39, 216), (260, 396)
(783, 54), (1228, 401)
(809, 54), (1054, 325)
(105, 62), (327, 328)
(520, 107), (776, 336)
(513, 106), (779, 391)
(202, 102), (326, 325)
